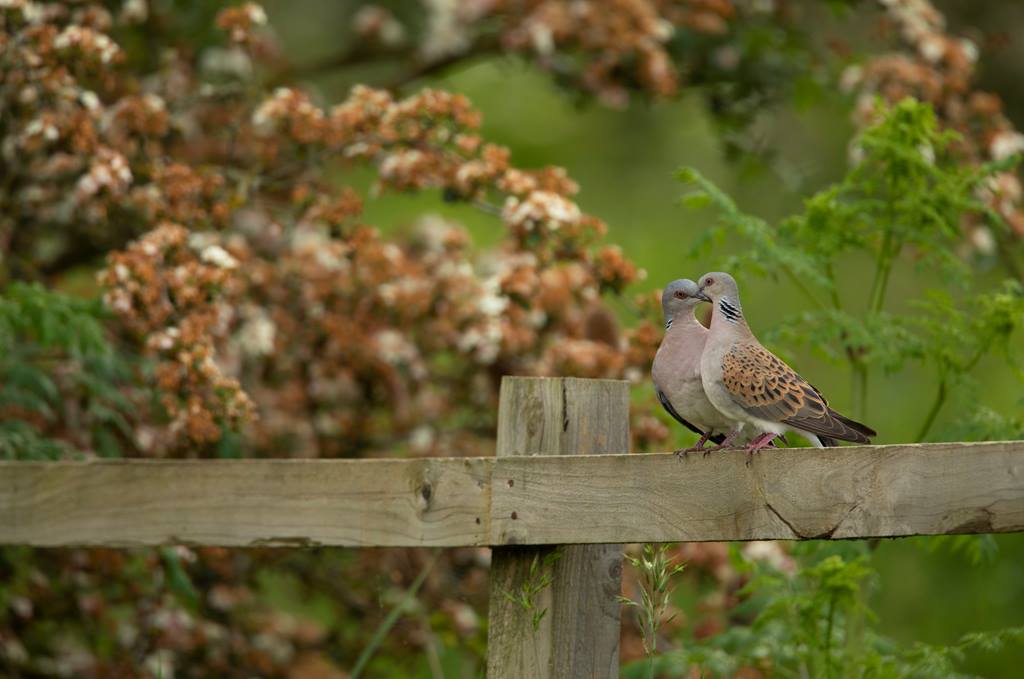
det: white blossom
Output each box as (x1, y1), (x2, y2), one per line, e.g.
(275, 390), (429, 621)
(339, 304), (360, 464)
(238, 311), (276, 356)
(419, 0), (469, 61)
(120, 0), (148, 23)
(409, 426), (434, 452)
(245, 3), (267, 25)
(969, 227), (996, 256)
(502, 190), (581, 231)
(200, 245), (239, 269)
(990, 131), (1024, 161)
(918, 34), (945, 63)
(81, 90), (101, 112)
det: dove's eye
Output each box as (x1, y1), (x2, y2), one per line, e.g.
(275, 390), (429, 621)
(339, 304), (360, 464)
(674, 291), (685, 298)
(705, 277), (715, 286)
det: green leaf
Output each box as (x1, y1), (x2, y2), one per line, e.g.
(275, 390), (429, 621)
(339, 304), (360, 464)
(679, 191), (711, 209)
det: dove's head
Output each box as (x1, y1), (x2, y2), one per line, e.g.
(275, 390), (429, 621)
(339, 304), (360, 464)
(697, 272), (746, 325)
(661, 279), (704, 319)
(696, 271), (739, 303)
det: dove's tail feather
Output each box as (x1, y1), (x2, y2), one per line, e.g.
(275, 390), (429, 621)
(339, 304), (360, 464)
(785, 410), (874, 444)
(829, 410), (877, 439)
(819, 436), (838, 447)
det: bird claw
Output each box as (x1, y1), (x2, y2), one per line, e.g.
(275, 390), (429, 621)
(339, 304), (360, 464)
(744, 433), (780, 465)
(674, 443), (706, 459)
(698, 431), (741, 457)
(688, 441), (723, 456)
(674, 432), (713, 460)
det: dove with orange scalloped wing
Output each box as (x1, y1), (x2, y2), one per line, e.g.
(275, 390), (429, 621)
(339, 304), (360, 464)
(695, 272), (876, 455)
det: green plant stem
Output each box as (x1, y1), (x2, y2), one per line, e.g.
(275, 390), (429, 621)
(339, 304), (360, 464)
(350, 551), (441, 679)
(870, 256), (895, 314)
(852, 362), (868, 422)
(916, 376), (947, 443)
(825, 260), (862, 417)
(419, 614), (447, 679)
(844, 586), (868, 679)
(825, 595), (836, 679)
(858, 233), (900, 420)
(963, 339), (994, 373)
(869, 220), (901, 317)
(867, 230), (894, 315)
(916, 339), (993, 442)
(993, 226), (1024, 284)
(784, 266), (826, 311)
(825, 262), (842, 310)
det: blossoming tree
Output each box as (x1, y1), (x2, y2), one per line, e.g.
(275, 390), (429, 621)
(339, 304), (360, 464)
(1, 0), (1023, 676)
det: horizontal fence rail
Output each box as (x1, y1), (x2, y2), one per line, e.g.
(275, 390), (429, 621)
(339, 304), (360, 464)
(3, 440), (1024, 548)
(3, 376), (1024, 679)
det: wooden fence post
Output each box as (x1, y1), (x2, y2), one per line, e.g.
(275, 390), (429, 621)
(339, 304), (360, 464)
(486, 377), (629, 678)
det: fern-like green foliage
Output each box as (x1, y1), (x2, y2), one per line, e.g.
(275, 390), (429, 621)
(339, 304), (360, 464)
(0, 283), (137, 459)
(680, 98), (1024, 439)
(625, 99), (1024, 678)
(623, 544), (1024, 679)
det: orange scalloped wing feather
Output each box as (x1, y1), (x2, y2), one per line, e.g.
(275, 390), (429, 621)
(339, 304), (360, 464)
(721, 342), (871, 443)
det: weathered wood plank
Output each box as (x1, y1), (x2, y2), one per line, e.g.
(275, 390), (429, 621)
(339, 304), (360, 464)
(0, 457), (492, 547)
(491, 440), (1024, 543)
(1, 440), (1023, 548)
(486, 377), (627, 679)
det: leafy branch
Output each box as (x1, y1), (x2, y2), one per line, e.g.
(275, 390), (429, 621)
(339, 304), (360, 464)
(681, 98), (1024, 435)
(0, 283), (138, 459)
(629, 543), (1024, 678)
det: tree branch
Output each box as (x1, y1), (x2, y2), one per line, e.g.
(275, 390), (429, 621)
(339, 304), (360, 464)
(267, 33), (503, 91)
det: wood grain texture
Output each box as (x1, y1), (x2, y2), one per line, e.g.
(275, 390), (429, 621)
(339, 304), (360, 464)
(486, 377), (628, 679)
(2, 441), (1024, 547)
(0, 457), (491, 547)
(492, 440), (1024, 543)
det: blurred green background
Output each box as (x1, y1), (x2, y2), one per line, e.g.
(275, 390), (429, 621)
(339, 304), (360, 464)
(267, 1), (1024, 675)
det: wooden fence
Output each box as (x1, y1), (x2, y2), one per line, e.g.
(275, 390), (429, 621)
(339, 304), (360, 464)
(3, 376), (1024, 678)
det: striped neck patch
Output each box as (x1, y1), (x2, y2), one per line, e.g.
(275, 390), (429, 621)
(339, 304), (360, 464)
(718, 299), (742, 323)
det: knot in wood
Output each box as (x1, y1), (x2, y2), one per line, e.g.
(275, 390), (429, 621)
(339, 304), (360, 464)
(419, 482), (432, 507)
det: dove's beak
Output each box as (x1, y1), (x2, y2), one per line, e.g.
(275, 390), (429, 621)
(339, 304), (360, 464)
(695, 290), (712, 303)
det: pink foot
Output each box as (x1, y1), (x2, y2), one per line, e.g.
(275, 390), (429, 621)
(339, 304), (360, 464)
(698, 430), (741, 457)
(675, 432), (711, 459)
(745, 432), (780, 466)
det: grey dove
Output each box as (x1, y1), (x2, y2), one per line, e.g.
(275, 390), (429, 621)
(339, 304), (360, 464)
(651, 279), (735, 452)
(696, 272), (876, 453)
